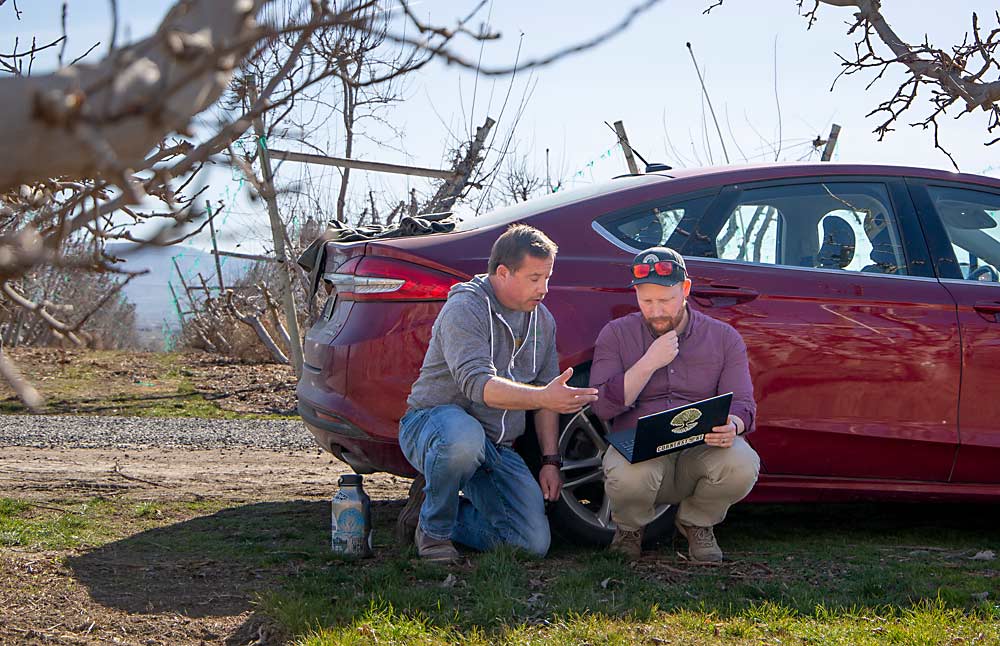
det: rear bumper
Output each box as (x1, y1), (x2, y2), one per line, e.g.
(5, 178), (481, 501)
(297, 398), (415, 476)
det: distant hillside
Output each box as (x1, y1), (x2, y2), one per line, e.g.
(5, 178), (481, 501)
(106, 243), (257, 346)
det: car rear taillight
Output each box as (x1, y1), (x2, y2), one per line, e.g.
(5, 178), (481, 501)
(325, 256), (460, 301)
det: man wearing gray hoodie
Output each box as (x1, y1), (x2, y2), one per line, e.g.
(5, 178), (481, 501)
(398, 224), (599, 563)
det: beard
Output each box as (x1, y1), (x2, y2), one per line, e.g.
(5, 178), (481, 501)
(643, 304), (686, 337)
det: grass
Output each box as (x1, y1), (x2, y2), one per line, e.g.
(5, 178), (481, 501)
(0, 496), (235, 550)
(292, 600), (1000, 646)
(217, 499), (1000, 646)
(4, 494), (996, 645)
(0, 350), (294, 419)
(0, 497), (121, 550)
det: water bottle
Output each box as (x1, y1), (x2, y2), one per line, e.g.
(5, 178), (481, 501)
(331, 474), (372, 557)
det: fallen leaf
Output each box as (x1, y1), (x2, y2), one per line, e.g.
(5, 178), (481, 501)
(441, 573), (457, 588)
(970, 550), (995, 561)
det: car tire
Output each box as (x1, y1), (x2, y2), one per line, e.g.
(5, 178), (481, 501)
(516, 363), (677, 549)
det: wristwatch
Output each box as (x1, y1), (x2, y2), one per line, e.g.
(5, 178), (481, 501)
(541, 454), (562, 469)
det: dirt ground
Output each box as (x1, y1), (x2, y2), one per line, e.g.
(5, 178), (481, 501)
(0, 445), (410, 645)
(0, 446), (409, 503)
(0, 348), (399, 644)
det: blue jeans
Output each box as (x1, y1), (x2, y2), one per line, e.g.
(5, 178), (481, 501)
(398, 405), (550, 557)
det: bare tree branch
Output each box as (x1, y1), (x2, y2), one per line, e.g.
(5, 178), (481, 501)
(0, 0), (268, 192)
(226, 288), (290, 364)
(1, 280), (82, 345)
(0, 347), (42, 411)
(708, 0), (1000, 167)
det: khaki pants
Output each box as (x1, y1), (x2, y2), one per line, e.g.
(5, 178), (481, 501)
(603, 436), (760, 530)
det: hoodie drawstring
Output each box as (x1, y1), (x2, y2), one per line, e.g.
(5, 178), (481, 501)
(532, 312), (537, 373)
(485, 296), (494, 359)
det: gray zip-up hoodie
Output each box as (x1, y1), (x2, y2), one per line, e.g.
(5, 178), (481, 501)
(405, 274), (560, 446)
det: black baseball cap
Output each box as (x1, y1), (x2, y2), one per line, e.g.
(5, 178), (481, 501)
(630, 246), (688, 287)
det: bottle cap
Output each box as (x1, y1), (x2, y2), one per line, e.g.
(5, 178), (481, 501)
(339, 474), (364, 486)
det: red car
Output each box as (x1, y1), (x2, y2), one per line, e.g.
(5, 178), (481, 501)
(297, 162), (1000, 545)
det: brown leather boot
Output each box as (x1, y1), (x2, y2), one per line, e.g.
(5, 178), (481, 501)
(415, 521), (460, 564)
(675, 519), (723, 563)
(609, 526), (643, 560)
(395, 474), (425, 545)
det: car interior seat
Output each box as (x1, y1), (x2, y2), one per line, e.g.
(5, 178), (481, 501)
(861, 211), (900, 274)
(815, 215), (856, 270)
(625, 214), (664, 249)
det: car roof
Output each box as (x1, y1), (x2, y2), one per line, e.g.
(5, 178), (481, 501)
(455, 174), (663, 231)
(640, 161), (1000, 189)
(452, 162), (1000, 234)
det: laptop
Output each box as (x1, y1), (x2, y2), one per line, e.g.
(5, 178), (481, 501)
(607, 392), (733, 464)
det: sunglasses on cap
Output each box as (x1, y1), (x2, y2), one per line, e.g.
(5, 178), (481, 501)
(632, 260), (679, 279)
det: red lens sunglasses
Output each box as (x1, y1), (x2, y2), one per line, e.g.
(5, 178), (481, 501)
(632, 260), (676, 279)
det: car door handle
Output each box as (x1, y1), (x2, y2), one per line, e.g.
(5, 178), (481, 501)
(691, 285), (759, 306)
(973, 300), (1000, 322)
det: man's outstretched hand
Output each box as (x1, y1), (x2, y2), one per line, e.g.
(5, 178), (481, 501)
(539, 368), (599, 414)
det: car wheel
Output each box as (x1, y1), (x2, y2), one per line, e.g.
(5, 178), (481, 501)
(517, 365), (677, 548)
(548, 405), (676, 548)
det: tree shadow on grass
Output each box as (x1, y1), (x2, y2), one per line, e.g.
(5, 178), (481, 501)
(65, 500), (336, 616)
(64, 496), (416, 642)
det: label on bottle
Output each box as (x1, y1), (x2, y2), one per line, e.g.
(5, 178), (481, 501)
(331, 491), (368, 555)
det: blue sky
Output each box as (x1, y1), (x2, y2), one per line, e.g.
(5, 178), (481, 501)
(5, 1), (1000, 253)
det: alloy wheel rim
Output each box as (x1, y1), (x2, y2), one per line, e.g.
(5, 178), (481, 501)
(557, 406), (672, 533)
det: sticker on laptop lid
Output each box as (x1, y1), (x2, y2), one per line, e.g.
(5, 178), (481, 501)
(670, 408), (702, 434)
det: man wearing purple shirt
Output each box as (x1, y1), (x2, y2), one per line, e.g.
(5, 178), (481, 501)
(589, 247), (760, 562)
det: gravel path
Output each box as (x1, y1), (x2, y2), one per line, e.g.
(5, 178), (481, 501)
(0, 414), (316, 450)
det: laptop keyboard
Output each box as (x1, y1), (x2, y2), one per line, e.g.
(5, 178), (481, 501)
(618, 438), (635, 454)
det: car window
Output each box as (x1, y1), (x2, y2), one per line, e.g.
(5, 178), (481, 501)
(716, 204), (781, 264)
(600, 194), (714, 251)
(926, 185), (1000, 283)
(714, 182), (907, 275)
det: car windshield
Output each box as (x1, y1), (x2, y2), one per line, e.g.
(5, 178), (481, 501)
(454, 175), (664, 231)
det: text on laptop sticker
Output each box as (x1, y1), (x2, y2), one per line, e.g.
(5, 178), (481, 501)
(656, 434), (706, 453)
